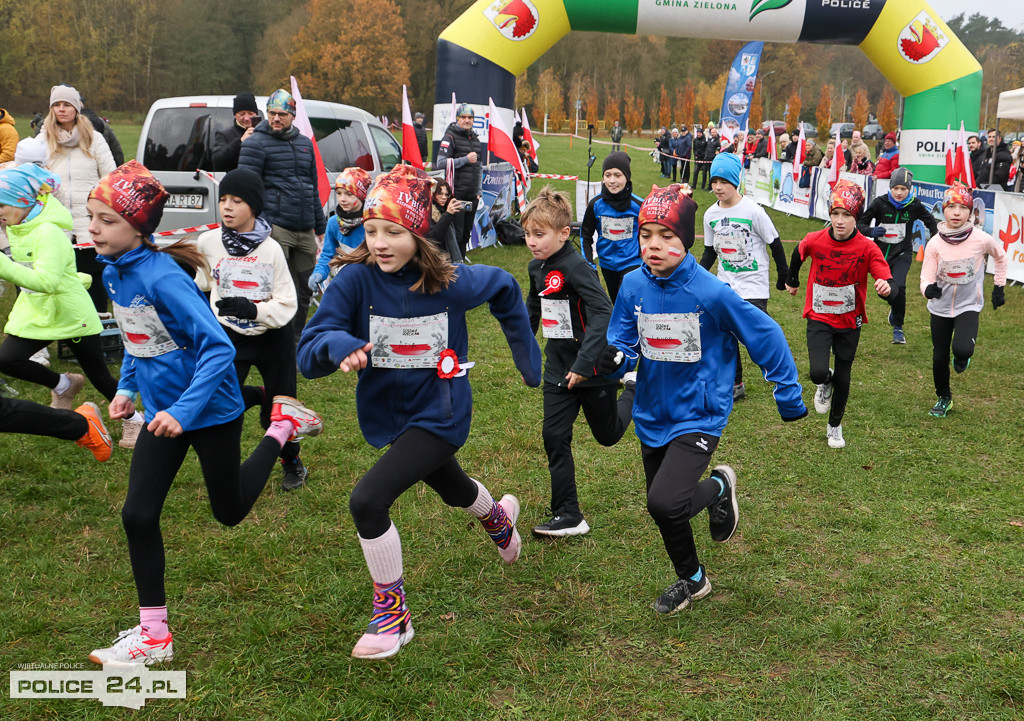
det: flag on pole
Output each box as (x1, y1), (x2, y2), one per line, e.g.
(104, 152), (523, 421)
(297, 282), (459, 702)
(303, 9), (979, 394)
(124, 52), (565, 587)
(450, 92), (457, 127)
(400, 85), (424, 169)
(768, 123), (777, 161)
(521, 108), (538, 161)
(826, 126), (842, 187)
(488, 98), (530, 209)
(958, 121), (975, 187)
(290, 76), (331, 207)
(793, 124), (806, 184)
(944, 125), (955, 185)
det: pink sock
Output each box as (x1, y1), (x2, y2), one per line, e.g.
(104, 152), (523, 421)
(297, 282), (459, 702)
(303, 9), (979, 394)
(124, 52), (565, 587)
(266, 420), (293, 447)
(139, 606), (170, 639)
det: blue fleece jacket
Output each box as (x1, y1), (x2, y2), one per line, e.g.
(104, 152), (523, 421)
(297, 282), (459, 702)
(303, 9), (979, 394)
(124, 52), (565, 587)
(100, 245), (244, 430)
(606, 253), (806, 447)
(314, 219), (364, 281)
(297, 261), (542, 449)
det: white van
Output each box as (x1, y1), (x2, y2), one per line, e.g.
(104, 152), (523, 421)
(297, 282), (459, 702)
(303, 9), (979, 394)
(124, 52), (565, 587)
(137, 95), (402, 234)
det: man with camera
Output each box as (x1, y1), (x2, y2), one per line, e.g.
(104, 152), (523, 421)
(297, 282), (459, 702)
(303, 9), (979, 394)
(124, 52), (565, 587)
(436, 103), (482, 260)
(213, 92), (260, 171)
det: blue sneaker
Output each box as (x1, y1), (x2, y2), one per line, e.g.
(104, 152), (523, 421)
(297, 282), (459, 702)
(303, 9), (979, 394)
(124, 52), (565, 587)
(892, 327), (906, 344)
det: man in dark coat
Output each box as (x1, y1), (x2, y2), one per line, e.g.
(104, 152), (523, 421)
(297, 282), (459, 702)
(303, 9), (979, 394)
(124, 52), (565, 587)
(980, 129), (1012, 190)
(414, 112), (429, 166)
(435, 103), (482, 259)
(213, 92), (260, 171)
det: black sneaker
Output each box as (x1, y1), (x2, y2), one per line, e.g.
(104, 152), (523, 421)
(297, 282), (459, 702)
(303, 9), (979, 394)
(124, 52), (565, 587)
(929, 396), (953, 417)
(953, 356), (971, 374)
(532, 513), (590, 537)
(707, 465), (739, 542)
(281, 457), (307, 491)
(653, 569), (712, 615)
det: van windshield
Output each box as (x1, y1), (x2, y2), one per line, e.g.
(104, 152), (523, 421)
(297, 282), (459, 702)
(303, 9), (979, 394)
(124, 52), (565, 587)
(143, 107), (234, 172)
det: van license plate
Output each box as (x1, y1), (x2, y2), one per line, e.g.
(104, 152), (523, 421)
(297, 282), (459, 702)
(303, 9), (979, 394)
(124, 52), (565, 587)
(167, 194), (204, 209)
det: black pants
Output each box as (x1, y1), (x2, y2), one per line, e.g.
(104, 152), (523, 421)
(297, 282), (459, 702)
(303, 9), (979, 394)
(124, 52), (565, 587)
(673, 158), (690, 185)
(735, 298), (769, 384)
(543, 382), (634, 516)
(930, 311), (979, 398)
(882, 251), (912, 327)
(807, 320), (861, 427)
(693, 160), (710, 190)
(0, 395), (86, 440)
(75, 246), (109, 313)
(349, 427), (478, 539)
(641, 433), (721, 579)
(121, 415), (280, 606)
(453, 197), (479, 261)
(601, 265), (639, 304)
(230, 326), (299, 462)
(0, 334), (118, 400)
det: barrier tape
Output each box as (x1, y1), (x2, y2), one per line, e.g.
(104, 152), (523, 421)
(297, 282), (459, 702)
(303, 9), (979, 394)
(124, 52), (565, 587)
(532, 173), (580, 180)
(154, 223), (220, 237)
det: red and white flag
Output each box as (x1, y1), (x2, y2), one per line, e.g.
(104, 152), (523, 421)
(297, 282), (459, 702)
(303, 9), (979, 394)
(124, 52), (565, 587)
(289, 76), (331, 206)
(521, 108), (538, 161)
(944, 125), (956, 185)
(768, 123), (777, 161)
(450, 92), (457, 126)
(793, 124), (806, 184)
(826, 126), (842, 187)
(488, 97), (530, 207)
(958, 121), (975, 187)
(400, 85), (424, 169)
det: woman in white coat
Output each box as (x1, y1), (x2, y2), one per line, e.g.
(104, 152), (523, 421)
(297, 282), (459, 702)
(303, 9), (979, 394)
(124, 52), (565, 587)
(39, 84), (116, 313)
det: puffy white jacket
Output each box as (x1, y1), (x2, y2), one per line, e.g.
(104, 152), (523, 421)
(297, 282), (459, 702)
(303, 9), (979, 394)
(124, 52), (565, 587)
(39, 127), (116, 242)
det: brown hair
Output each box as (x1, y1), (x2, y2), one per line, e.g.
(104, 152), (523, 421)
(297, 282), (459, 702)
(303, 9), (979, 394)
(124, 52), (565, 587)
(330, 232), (456, 295)
(141, 237), (210, 276)
(520, 185), (572, 232)
(42, 110), (95, 159)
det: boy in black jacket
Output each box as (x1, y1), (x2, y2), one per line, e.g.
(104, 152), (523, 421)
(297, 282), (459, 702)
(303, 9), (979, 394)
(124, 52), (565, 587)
(524, 187), (635, 537)
(857, 167), (937, 344)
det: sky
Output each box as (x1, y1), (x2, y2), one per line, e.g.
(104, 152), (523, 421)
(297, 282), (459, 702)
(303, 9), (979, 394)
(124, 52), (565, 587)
(925, 0), (1024, 32)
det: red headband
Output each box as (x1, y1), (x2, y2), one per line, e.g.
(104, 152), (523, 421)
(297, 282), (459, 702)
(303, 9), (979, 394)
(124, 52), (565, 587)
(363, 165), (434, 237)
(638, 184), (697, 249)
(89, 160), (169, 236)
(828, 179), (864, 217)
(335, 167), (371, 202)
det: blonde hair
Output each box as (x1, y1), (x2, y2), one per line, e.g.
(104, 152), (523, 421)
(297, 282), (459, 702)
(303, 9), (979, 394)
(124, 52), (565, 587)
(520, 186), (572, 232)
(42, 109), (95, 159)
(330, 232), (456, 295)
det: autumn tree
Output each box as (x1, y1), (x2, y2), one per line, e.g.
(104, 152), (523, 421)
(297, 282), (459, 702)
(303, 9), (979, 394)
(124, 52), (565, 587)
(877, 86), (898, 133)
(749, 82), (763, 128)
(585, 84), (599, 128)
(816, 84), (833, 140)
(658, 85), (672, 128)
(290, 0), (409, 115)
(852, 88), (869, 129)
(785, 88), (802, 132)
(534, 68), (565, 131)
(604, 90), (621, 131)
(624, 87), (645, 135)
(681, 80), (696, 128)
(515, 73), (534, 114)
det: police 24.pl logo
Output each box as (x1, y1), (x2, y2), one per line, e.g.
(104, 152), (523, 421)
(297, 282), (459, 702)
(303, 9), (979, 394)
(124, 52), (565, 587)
(484, 0), (538, 41)
(898, 10), (949, 64)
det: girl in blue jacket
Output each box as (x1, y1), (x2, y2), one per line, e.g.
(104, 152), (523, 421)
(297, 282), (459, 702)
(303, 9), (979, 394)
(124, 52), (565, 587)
(297, 165), (542, 660)
(84, 161), (324, 668)
(600, 184), (806, 617)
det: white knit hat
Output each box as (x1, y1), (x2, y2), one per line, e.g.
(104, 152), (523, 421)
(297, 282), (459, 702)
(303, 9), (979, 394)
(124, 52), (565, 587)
(49, 85), (83, 113)
(14, 137), (47, 166)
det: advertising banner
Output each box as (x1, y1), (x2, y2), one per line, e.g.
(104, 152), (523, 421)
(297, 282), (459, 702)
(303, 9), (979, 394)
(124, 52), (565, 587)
(470, 163), (516, 249)
(772, 161), (810, 218)
(991, 192), (1024, 282)
(718, 41), (763, 141)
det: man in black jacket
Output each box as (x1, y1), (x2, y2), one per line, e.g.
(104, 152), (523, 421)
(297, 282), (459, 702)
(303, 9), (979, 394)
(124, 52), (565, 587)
(413, 112), (429, 166)
(695, 126), (720, 190)
(980, 129), (1012, 190)
(435, 104), (482, 259)
(213, 92), (260, 171)
(967, 135), (985, 184)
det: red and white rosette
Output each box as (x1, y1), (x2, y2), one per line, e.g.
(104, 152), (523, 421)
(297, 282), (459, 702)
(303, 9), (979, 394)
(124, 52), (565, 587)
(538, 270), (565, 297)
(437, 349), (460, 379)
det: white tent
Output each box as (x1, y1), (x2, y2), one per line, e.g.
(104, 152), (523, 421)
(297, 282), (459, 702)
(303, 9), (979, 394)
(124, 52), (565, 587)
(996, 87), (1024, 121)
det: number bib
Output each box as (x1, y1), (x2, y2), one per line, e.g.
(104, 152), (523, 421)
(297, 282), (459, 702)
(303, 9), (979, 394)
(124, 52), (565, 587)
(600, 216), (634, 242)
(113, 302), (179, 358)
(540, 299), (573, 339)
(713, 223), (755, 270)
(370, 312), (448, 369)
(938, 257), (976, 285)
(217, 258), (275, 301)
(876, 223), (905, 244)
(637, 311), (701, 363)
(812, 283), (856, 314)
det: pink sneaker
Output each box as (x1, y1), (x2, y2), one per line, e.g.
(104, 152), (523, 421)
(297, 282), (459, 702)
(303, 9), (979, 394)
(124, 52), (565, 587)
(496, 494), (522, 564)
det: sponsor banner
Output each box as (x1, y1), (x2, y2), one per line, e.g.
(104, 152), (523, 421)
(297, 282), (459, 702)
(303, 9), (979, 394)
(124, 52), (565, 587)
(746, 157), (772, 205)
(898, 128), (980, 168)
(717, 41), (763, 139)
(912, 181), (996, 237)
(991, 192), (1024, 282)
(430, 103), (518, 143)
(799, 0), (883, 44)
(772, 161), (811, 218)
(471, 162), (517, 249)
(635, 0), (804, 42)
(808, 169), (871, 220)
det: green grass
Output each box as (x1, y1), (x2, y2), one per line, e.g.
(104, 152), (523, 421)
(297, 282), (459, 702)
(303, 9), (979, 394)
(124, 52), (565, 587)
(3, 135), (1024, 719)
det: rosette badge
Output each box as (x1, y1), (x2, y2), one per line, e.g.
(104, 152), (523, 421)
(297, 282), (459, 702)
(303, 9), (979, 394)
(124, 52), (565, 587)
(538, 270), (564, 297)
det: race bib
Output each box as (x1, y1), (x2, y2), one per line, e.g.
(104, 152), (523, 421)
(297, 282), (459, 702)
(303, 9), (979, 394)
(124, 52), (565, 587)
(877, 223), (905, 244)
(113, 302), (179, 358)
(812, 283), (856, 315)
(712, 222), (755, 271)
(600, 216), (634, 243)
(369, 312), (448, 369)
(938, 257), (976, 285)
(637, 311), (701, 363)
(540, 298), (573, 339)
(216, 258), (275, 301)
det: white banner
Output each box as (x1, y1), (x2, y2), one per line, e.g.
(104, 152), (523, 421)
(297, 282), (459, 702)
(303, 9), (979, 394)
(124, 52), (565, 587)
(992, 192), (1024, 283)
(772, 161), (810, 218)
(575, 180), (602, 224)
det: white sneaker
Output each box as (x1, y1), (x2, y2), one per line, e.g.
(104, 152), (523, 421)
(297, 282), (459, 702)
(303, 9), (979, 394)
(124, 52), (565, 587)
(826, 423), (845, 449)
(813, 371), (834, 414)
(88, 626), (174, 667)
(271, 395), (323, 440)
(497, 494), (522, 564)
(621, 371), (637, 388)
(30, 346), (51, 368)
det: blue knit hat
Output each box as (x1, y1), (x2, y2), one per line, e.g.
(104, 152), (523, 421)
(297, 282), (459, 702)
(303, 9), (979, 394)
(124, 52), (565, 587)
(267, 89), (296, 115)
(0, 164), (60, 208)
(710, 153), (742, 188)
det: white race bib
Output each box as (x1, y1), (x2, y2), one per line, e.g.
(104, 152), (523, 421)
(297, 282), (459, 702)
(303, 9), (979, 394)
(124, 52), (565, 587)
(113, 302), (179, 358)
(600, 216), (634, 243)
(217, 258), (275, 301)
(938, 257), (976, 285)
(637, 311), (701, 363)
(370, 312), (448, 369)
(812, 283), (856, 314)
(877, 223), (905, 244)
(540, 298), (573, 339)
(712, 222), (755, 270)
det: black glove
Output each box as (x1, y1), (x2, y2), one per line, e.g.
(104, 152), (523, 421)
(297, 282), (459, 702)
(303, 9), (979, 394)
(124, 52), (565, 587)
(924, 283), (942, 300)
(216, 296), (258, 320)
(870, 226), (887, 239)
(992, 285), (1005, 309)
(776, 268), (789, 291)
(596, 345), (625, 375)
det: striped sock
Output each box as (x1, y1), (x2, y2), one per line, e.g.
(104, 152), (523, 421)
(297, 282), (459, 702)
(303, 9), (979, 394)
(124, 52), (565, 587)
(479, 501), (513, 550)
(366, 578), (410, 636)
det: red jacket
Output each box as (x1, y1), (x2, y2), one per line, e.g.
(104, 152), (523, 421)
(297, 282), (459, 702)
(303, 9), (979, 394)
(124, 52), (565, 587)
(874, 151), (900, 179)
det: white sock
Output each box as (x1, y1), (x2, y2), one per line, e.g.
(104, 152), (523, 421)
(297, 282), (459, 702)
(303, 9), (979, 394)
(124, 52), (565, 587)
(128, 411), (145, 423)
(463, 478), (494, 518)
(54, 374), (71, 395)
(358, 523), (403, 585)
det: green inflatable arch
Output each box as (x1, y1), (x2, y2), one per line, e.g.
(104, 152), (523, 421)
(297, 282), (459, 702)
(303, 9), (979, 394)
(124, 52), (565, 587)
(433, 0), (981, 182)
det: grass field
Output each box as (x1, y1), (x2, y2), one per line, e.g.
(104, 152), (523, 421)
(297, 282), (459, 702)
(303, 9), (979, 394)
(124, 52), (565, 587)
(2, 132), (1024, 720)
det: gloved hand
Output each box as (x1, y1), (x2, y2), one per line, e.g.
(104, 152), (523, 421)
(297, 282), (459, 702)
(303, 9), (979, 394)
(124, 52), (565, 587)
(596, 345), (625, 375)
(924, 283), (942, 300)
(215, 296), (258, 320)
(870, 226), (887, 239)
(775, 268), (789, 291)
(992, 285), (1005, 309)
(308, 270), (326, 292)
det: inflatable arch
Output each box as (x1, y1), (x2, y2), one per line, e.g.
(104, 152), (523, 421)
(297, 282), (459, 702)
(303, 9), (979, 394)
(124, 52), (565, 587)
(433, 0), (981, 182)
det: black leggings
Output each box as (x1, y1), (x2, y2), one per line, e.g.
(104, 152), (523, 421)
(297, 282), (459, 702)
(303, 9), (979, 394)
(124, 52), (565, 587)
(735, 298), (769, 384)
(601, 265), (640, 304)
(641, 433), (721, 579)
(121, 415), (280, 606)
(0, 395), (86, 440)
(0, 334), (118, 399)
(930, 311), (979, 398)
(806, 320), (861, 427)
(230, 326), (299, 462)
(349, 427), (478, 539)
(883, 251), (912, 327)
(454, 197), (480, 261)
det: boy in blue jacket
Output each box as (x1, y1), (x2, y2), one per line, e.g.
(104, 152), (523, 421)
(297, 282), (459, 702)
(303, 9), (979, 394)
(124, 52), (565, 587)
(600, 184), (807, 615)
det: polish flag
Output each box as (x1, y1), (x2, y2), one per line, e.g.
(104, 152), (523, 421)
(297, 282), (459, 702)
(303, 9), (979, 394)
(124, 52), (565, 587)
(826, 126), (842, 188)
(793, 124), (806, 183)
(521, 107), (538, 161)
(487, 98), (529, 196)
(289, 76), (331, 206)
(450, 92), (457, 126)
(944, 125), (956, 185)
(768, 123), (777, 161)
(400, 85), (424, 169)
(958, 121), (975, 187)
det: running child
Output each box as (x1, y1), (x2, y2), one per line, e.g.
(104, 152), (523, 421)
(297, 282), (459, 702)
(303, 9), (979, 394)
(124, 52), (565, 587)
(786, 179), (894, 449)
(857, 167), (937, 345)
(580, 151), (644, 302)
(307, 167), (370, 292)
(296, 165), (541, 659)
(523, 186), (634, 537)
(195, 168), (311, 490)
(85, 161), (323, 667)
(602, 184), (806, 615)
(699, 152), (789, 400)
(920, 183), (1007, 417)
